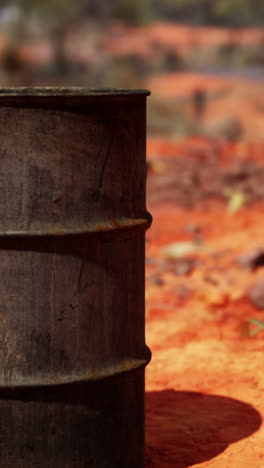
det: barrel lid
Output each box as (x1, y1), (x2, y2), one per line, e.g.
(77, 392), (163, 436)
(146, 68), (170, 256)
(0, 87), (151, 97)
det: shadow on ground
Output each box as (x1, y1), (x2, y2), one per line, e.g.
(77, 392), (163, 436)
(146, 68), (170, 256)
(145, 390), (262, 467)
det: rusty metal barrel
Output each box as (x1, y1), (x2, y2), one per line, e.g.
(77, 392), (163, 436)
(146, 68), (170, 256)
(0, 88), (151, 467)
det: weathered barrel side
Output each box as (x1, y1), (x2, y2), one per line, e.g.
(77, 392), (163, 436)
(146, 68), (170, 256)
(0, 89), (151, 467)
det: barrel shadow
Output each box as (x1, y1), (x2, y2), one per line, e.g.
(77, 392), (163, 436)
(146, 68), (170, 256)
(145, 390), (262, 467)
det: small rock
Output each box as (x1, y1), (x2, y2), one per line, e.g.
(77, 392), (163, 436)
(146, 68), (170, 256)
(203, 275), (219, 285)
(173, 284), (192, 299)
(185, 223), (201, 235)
(203, 115), (243, 142)
(146, 256), (155, 265)
(171, 257), (195, 276)
(248, 279), (264, 310)
(147, 159), (168, 175)
(162, 241), (201, 259)
(185, 224), (203, 244)
(150, 274), (164, 287)
(237, 248), (264, 270)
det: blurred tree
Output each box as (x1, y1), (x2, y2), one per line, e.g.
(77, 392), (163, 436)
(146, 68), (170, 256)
(8, 1), (95, 76)
(213, 0), (264, 25)
(14, 0), (82, 20)
(152, 0), (264, 25)
(2, 0), (264, 36)
(152, 0), (214, 23)
(1, 0), (114, 25)
(0, 0), (115, 85)
(114, 0), (153, 25)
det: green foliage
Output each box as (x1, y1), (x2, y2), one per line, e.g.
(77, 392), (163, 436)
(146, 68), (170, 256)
(15, 0), (79, 17)
(154, 0), (264, 25)
(114, 0), (153, 25)
(249, 318), (264, 336)
(224, 190), (247, 214)
(4, 0), (264, 26)
(213, 0), (264, 25)
(12, 0), (152, 24)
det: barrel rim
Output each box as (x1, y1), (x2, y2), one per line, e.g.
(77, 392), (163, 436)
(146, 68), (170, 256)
(0, 87), (151, 97)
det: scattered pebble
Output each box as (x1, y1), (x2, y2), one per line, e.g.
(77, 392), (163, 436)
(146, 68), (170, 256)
(146, 256), (156, 265)
(170, 257), (195, 276)
(147, 159), (168, 174)
(203, 275), (219, 285)
(248, 279), (264, 310)
(162, 241), (201, 259)
(150, 274), (165, 287)
(173, 284), (192, 299)
(237, 247), (264, 270)
(185, 223), (201, 235)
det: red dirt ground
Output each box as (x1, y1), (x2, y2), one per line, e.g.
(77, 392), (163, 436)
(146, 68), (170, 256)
(103, 22), (264, 59)
(145, 138), (264, 467)
(147, 73), (264, 141)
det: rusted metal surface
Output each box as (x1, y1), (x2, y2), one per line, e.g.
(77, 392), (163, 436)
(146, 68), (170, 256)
(0, 88), (151, 467)
(0, 215), (152, 237)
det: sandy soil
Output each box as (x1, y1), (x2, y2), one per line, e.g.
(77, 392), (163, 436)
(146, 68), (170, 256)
(145, 139), (264, 467)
